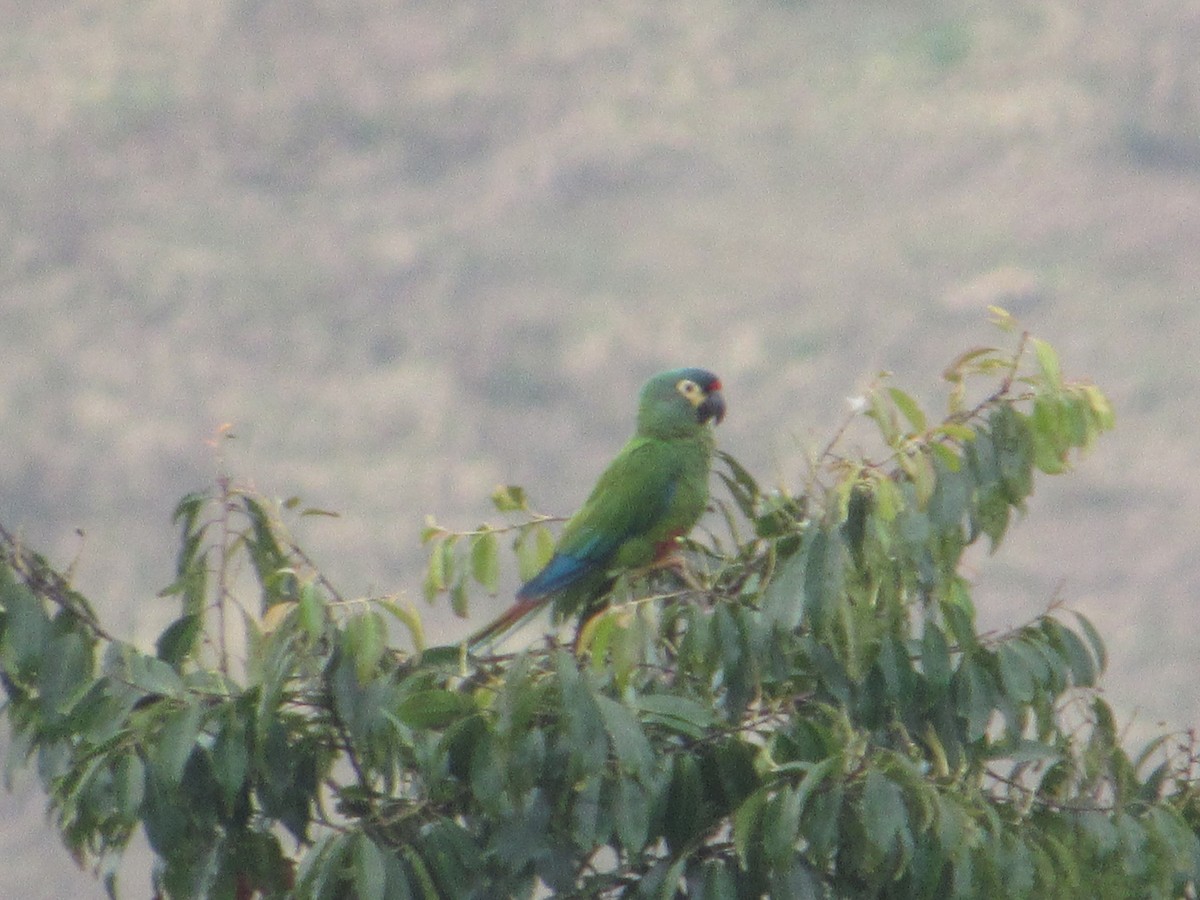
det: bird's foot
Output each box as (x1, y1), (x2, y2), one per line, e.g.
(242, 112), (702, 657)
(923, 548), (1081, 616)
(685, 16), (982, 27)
(642, 551), (706, 593)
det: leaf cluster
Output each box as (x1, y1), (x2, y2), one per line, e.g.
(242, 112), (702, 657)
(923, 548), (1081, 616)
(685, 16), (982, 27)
(420, 484), (559, 618)
(2, 321), (1198, 899)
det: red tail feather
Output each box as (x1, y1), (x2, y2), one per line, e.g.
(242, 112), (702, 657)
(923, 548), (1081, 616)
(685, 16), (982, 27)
(466, 595), (547, 649)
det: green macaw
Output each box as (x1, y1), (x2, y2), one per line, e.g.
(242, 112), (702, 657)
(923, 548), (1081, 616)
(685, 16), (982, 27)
(469, 367), (726, 648)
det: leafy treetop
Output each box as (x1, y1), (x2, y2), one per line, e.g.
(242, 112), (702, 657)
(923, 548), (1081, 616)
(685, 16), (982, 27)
(3, 312), (1198, 899)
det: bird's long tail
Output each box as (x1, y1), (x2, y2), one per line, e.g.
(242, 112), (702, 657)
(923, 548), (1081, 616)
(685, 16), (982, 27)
(465, 595), (548, 651)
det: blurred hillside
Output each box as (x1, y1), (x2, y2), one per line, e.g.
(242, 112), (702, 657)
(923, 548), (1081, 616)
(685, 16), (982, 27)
(3, 0), (1200, 894)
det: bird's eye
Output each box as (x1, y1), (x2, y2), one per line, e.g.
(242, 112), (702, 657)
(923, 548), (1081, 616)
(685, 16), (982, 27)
(676, 378), (700, 398)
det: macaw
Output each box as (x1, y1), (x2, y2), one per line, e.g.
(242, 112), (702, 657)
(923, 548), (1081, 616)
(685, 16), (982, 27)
(468, 367), (726, 648)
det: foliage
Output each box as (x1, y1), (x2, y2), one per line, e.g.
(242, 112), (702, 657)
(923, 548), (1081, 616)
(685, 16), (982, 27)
(3, 316), (1199, 899)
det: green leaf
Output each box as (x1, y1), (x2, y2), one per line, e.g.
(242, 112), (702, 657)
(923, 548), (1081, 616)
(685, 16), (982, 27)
(39, 629), (94, 722)
(469, 531), (500, 594)
(763, 786), (805, 869)
(867, 388), (902, 447)
(113, 751), (146, 821)
(1002, 739), (1062, 766)
(762, 542), (809, 630)
(419, 517), (443, 544)
(509, 727), (547, 794)
(155, 614), (201, 666)
(401, 846), (439, 899)
(888, 387), (927, 434)
(860, 768), (908, 858)
(596, 695), (654, 781)
(171, 490), (208, 528)
(898, 449), (936, 508)
(1072, 611), (1107, 676)
(930, 441), (963, 472)
(1062, 391), (1092, 448)
(1043, 618), (1097, 687)
(211, 713), (249, 812)
(154, 702), (204, 785)
(242, 496), (289, 605)
(0, 579), (48, 675)
(449, 577), (470, 618)
(490, 484), (527, 512)
(975, 490), (1010, 551)
(257, 721), (317, 843)
(1002, 635), (1054, 695)
(1144, 805), (1200, 878)
(1000, 831), (1036, 896)
(711, 738), (760, 808)
(1030, 337), (1063, 392)
(141, 764), (193, 859)
(571, 775), (604, 848)
(646, 855), (688, 900)
(439, 537), (459, 588)
(555, 653), (609, 778)
(939, 579), (977, 650)
(733, 786), (769, 867)
(577, 606), (617, 665)
(296, 834), (352, 899)
(876, 634), (915, 704)
(345, 612), (386, 683)
(996, 641), (1036, 704)
(634, 693), (717, 739)
(664, 754), (704, 851)
(991, 405), (1034, 502)
(942, 346), (998, 381)
(933, 793), (969, 861)
(929, 455), (970, 535)
(354, 834), (387, 900)
(718, 450), (762, 506)
(696, 860), (737, 900)
(957, 654), (997, 742)
(921, 621), (953, 693)
(793, 754), (841, 820)
(803, 527), (844, 636)
(423, 537), (449, 601)
(1080, 384), (1116, 431)
(965, 424), (999, 490)
(988, 305), (1017, 331)
(393, 690), (475, 729)
(378, 598), (425, 655)
(297, 582), (325, 640)
(124, 647), (186, 698)
(1030, 396), (1068, 474)
(872, 475), (903, 523)
(840, 482), (869, 566)
(614, 775), (651, 852)
(417, 820), (478, 896)
(465, 734), (504, 816)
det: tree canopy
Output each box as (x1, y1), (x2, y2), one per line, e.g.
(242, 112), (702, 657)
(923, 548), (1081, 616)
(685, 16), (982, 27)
(3, 313), (1198, 899)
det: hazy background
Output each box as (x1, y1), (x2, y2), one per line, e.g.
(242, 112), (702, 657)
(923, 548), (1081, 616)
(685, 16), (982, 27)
(3, 0), (1199, 894)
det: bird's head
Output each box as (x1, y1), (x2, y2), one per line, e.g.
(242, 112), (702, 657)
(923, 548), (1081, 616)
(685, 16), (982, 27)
(637, 368), (726, 438)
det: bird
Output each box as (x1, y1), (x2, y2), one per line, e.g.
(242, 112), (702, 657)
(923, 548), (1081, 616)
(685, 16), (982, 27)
(468, 367), (726, 649)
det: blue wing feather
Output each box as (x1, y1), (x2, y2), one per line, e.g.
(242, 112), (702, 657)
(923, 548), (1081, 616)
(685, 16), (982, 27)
(516, 553), (585, 600)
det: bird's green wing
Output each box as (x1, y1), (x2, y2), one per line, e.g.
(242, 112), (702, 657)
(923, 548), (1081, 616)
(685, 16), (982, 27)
(518, 433), (711, 617)
(557, 435), (687, 562)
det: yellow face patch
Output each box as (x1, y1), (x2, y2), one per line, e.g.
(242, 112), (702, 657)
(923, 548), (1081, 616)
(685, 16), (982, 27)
(676, 378), (705, 408)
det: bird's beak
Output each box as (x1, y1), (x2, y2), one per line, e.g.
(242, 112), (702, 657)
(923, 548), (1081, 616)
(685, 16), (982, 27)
(698, 389), (726, 425)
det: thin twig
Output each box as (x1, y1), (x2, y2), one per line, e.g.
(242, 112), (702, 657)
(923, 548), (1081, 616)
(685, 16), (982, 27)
(284, 538), (347, 605)
(215, 475), (233, 676)
(0, 520), (119, 644)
